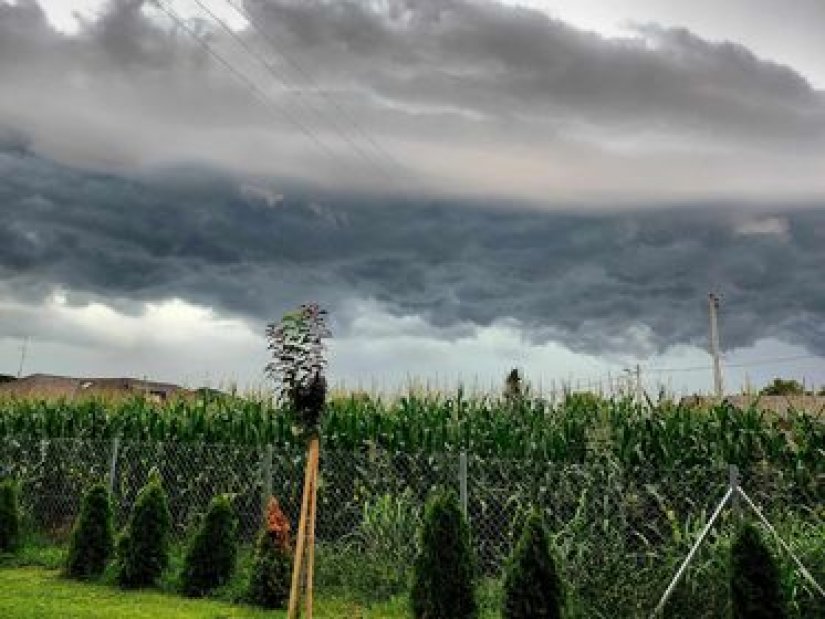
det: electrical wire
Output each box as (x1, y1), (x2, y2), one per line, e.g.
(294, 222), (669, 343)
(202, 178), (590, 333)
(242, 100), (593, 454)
(222, 0), (411, 180)
(189, 0), (406, 193)
(151, 0), (367, 183)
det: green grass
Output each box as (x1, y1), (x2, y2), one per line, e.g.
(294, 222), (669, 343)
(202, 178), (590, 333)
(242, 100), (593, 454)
(0, 567), (410, 618)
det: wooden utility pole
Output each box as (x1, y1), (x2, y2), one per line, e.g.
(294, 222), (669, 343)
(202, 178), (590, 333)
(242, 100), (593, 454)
(708, 293), (724, 399)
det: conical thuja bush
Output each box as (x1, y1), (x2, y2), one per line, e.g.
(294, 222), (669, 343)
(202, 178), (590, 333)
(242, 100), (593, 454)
(502, 510), (564, 619)
(247, 496), (292, 609)
(115, 470), (171, 588)
(0, 479), (21, 552)
(731, 522), (787, 619)
(181, 494), (238, 597)
(66, 484), (114, 578)
(411, 490), (477, 619)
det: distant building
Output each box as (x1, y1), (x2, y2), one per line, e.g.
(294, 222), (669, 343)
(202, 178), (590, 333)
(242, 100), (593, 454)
(681, 394), (825, 417)
(0, 373), (189, 402)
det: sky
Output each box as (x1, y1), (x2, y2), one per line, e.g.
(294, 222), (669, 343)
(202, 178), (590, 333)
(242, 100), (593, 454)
(1, 0), (824, 395)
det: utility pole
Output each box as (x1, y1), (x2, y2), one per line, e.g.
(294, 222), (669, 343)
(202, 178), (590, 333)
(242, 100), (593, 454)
(635, 364), (642, 403)
(17, 336), (29, 379)
(708, 293), (723, 398)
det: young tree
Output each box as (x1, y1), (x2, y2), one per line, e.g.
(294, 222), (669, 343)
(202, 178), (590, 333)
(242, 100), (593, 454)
(502, 510), (564, 619)
(265, 303), (331, 431)
(181, 495), (238, 597)
(731, 522), (787, 619)
(66, 484), (114, 578)
(411, 490), (477, 619)
(247, 496), (292, 609)
(115, 470), (172, 588)
(0, 479), (21, 552)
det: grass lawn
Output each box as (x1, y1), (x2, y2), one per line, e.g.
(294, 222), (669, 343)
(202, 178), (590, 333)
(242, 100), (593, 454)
(0, 567), (409, 619)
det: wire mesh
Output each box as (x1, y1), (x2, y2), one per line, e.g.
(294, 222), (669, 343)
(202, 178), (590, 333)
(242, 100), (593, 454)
(0, 437), (821, 617)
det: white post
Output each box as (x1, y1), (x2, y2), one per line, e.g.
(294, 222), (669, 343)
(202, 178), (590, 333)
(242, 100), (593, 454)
(708, 293), (724, 398)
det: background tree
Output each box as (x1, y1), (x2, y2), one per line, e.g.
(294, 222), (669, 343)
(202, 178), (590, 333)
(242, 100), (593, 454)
(760, 378), (807, 396)
(731, 522), (787, 619)
(411, 490), (477, 619)
(502, 510), (564, 619)
(504, 368), (524, 405)
(66, 484), (114, 579)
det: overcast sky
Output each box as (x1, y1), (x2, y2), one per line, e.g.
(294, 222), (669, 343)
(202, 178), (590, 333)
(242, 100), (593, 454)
(1, 0), (823, 394)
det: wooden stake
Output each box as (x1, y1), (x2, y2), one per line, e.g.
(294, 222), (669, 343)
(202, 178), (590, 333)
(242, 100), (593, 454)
(305, 446), (319, 619)
(288, 434), (320, 619)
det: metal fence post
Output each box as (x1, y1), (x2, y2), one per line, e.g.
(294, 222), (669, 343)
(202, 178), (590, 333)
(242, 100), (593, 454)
(261, 443), (273, 517)
(728, 464), (740, 520)
(108, 436), (121, 498)
(459, 451), (468, 517)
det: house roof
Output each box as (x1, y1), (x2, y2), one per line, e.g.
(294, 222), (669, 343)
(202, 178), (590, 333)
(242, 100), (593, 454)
(0, 373), (188, 400)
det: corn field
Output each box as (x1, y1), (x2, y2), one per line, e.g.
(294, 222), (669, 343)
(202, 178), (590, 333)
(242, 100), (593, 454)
(0, 392), (822, 480)
(0, 392), (823, 617)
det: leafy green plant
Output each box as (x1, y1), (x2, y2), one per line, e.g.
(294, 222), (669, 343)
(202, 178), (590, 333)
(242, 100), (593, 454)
(731, 522), (787, 619)
(66, 484), (114, 578)
(0, 479), (21, 552)
(180, 494), (237, 597)
(411, 490), (477, 619)
(115, 470), (171, 588)
(265, 303), (331, 432)
(502, 510), (563, 619)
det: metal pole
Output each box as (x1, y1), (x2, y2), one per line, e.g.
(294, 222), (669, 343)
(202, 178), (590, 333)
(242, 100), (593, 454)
(737, 488), (825, 599)
(261, 443), (273, 518)
(459, 452), (468, 517)
(108, 436), (121, 498)
(708, 293), (724, 398)
(728, 464), (740, 520)
(650, 486), (734, 617)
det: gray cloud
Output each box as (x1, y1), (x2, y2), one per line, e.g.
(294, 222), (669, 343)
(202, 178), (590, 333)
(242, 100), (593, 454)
(2, 143), (824, 357)
(0, 0), (824, 200)
(249, 0), (825, 143)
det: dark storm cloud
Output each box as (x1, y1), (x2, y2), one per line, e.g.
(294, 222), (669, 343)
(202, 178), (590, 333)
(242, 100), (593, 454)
(2, 144), (824, 356)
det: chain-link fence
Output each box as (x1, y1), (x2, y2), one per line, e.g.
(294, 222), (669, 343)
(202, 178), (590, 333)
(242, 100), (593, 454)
(1, 436), (822, 618)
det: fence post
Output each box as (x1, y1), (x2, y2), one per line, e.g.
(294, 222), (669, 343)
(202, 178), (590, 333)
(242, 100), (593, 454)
(459, 451), (468, 517)
(108, 436), (121, 498)
(728, 464), (740, 520)
(261, 444), (273, 517)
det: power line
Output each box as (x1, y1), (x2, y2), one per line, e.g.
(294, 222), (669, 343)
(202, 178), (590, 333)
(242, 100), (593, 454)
(221, 0), (412, 182)
(189, 0), (405, 192)
(725, 354), (820, 369)
(646, 353), (820, 374)
(151, 0), (359, 182)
